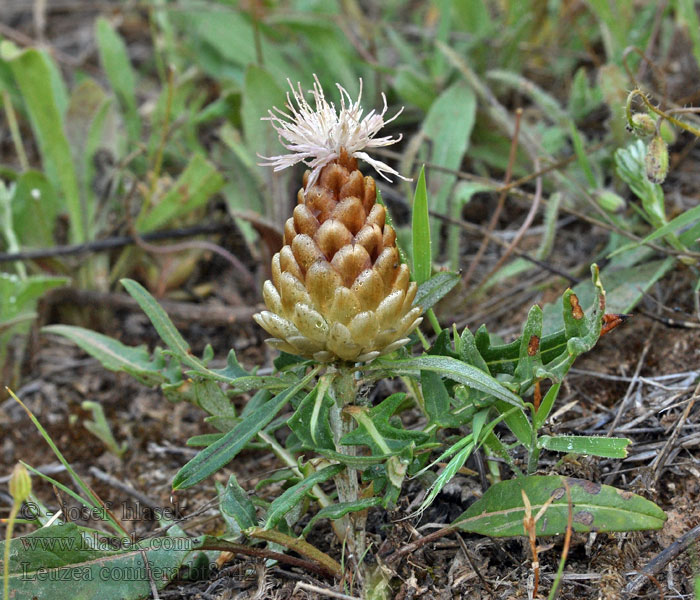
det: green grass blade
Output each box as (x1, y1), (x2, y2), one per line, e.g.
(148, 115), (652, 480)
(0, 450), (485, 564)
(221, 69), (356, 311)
(411, 166), (431, 285)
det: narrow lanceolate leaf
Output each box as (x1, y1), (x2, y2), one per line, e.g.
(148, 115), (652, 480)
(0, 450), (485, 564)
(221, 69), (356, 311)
(538, 435), (631, 458)
(453, 475), (666, 537)
(375, 355), (524, 408)
(120, 278), (203, 370)
(413, 271), (460, 312)
(42, 325), (169, 386)
(95, 17), (141, 141)
(533, 382), (561, 430)
(172, 369), (318, 489)
(411, 166), (431, 285)
(264, 464), (344, 529)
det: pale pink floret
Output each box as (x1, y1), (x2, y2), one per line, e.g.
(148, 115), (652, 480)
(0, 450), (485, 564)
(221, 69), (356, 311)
(258, 75), (410, 189)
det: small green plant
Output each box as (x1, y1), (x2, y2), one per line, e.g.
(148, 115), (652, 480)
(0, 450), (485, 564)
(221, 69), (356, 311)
(81, 401), (128, 458)
(33, 80), (666, 598)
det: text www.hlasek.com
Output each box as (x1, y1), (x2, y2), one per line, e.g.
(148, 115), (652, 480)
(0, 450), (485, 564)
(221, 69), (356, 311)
(20, 534), (193, 552)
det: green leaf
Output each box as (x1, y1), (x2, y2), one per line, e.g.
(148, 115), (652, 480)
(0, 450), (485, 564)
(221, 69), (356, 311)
(615, 140), (666, 227)
(411, 166), (431, 285)
(538, 435), (631, 458)
(42, 325), (170, 386)
(95, 17), (141, 141)
(533, 382), (561, 430)
(1, 275), (68, 324)
(375, 356), (524, 408)
(422, 81), (476, 243)
(420, 370), (463, 428)
(241, 64), (287, 158)
(10, 171), (60, 248)
(120, 278), (203, 370)
(288, 382), (335, 451)
(1, 523), (208, 600)
(513, 304), (544, 386)
(454, 475), (666, 536)
(413, 271), (460, 311)
(186, 433), (223, 447)
(2, 45), (84, 242)
(172, 369), (318, 489)
(194, 379), (235, 422)
(302, 498), (382, 538)
(264, 464), (344, 529)
(342, 393), (428, 453)
(136, 155), (224, 232)
(636, 203), (700, 246)
(218, 474), (257, 536)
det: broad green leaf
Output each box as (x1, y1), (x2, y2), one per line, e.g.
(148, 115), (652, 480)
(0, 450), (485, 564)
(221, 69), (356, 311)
(42, 325), (170, 387)
(2, 44), (83, 242)
(288, 384), (335, 451)
(411, 166), (431, 285)
(10, 171), (60, 248)
(264, 464), (344, 529)
(218, 474), (257, 536)
(420, 370), (463, 428)
(172, 369), (318, 489)
(194, 379), (235, 422)
(1, 275), (68, 323)
(1, 523), (210, 600)
(136, 155), (224, 232)
(413, 271), (460, 311)
(538, 435), (631, 458)
(302, 498), (381, 537)
(375, 356), (524, 408)
(241, 64), (286, 162)
(95, 17), (141, 141)
(454, 475), (666, 536)
(422, 81), (476, 242)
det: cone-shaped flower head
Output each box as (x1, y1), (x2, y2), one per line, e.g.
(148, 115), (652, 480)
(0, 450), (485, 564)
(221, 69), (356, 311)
(254, 79), (422, 363)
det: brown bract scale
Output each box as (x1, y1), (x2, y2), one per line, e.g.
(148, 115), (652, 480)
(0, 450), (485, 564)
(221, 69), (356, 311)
(254, 150), (423, 362)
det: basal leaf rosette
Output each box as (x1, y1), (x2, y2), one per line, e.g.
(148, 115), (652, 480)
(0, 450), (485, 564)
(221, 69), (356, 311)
(255, 150), (422, 362)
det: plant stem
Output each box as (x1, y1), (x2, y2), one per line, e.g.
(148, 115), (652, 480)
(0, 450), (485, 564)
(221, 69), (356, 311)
(3, 504), (18, 600)
(328, 366), (366, 568)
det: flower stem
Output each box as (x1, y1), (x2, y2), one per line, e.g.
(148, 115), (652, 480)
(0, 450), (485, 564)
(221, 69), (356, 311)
(328, 366), (366, 568)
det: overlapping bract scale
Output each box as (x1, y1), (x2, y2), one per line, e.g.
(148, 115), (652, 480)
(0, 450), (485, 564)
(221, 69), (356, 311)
(254, 151), (422, 362)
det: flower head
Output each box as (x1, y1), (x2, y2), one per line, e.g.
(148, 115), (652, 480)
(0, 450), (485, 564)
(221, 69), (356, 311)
(258, 75), (409, 189)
